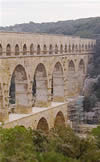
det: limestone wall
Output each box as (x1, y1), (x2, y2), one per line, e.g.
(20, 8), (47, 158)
(0, 32), (96, 122)
(3, 103), (67, 130)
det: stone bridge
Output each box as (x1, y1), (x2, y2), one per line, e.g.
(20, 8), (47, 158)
(0, 32), (96, 131)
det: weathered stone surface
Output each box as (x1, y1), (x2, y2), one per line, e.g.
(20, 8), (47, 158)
(0, 32), (96, 128)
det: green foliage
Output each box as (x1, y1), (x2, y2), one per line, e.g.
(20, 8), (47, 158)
(0, 126), (37, 162)
(92, 126), (100, 149)
(0, 125), (100, 161)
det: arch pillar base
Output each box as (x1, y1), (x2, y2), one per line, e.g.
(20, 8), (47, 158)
(53, 96), (64, 102)
(35, 101), (51, 107)
(16, 105), (32, 114)
(0, 110), (9, 122)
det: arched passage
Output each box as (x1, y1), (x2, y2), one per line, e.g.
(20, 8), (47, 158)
(68, 60), (75, 73)
(9, 65), (31, 113)
(52, 62), (64, 102)
(37, 117), (49, 132)
(54, 111), (65, 128)
(32, 63), (48, 107)
(67, 60), (77, 97)
(79, 59), (85, 74)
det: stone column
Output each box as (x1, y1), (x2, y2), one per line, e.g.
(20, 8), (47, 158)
(15, 80), (32, 114)
(53, 72), (64, 102)
(35, 76), (49, 107)
(0, 83), (9, 122)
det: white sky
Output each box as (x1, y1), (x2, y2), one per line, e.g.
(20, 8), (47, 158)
(0, 0), (100, 26)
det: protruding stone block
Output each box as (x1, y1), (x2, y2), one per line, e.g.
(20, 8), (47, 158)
(16, 105), (32, 114)
(35, 101), (51, 107)
(53, 96), (64, 102)
(0, 110), (9, 122)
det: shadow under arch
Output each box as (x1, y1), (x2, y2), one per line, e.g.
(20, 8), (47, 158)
(37, 117), (49, 133)
(54, 111), (65, 128)
(9, 64), (30, 113)
(32, 63), (48, 107)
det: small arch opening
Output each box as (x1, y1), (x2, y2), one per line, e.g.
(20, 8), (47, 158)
(37, 44), (41, 55)
(30, 44), (34, 55)
(65, 44), (67, 53)
(6, 44), (11, 56)
(55, 44), (58, 54)
(0, 44), (2, 56)
(43, 44), (47, 54)
(60, 44), (63, 54)
(15, 44), (19, 55)
(23, 44), (27, 55)
(72, 44), (74, 52)
(68, 60), (75, 72)
(54, 111), (65, 128)
(37, 117), (49, 133)
(49, 44), (53, 54)
(79, 59), (85, 74)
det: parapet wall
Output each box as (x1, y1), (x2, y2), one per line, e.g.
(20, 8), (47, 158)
(0, 32), (96, 57)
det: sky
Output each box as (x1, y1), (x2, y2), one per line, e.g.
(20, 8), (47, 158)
(0, 0), (100, 26)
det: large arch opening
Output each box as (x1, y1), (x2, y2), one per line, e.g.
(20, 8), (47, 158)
(32, 63), (48, 107)
(54, 111), (65, 128)
(79, 59), (85, 74)
(37, 117), (49, 133)
(67, 60), (77, 97)
(52, 62), (64, 102)
(9, 65), (30, 113)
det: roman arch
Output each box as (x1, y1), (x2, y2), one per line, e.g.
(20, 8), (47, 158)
(0, 32), (96, 130)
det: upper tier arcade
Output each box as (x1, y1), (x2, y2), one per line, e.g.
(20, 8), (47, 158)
(0, 32), (96, 57)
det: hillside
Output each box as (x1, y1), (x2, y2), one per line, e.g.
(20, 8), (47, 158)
(0, 17), (100, 38)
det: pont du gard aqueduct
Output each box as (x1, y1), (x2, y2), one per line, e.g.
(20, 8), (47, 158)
(0, 32), (96, 131)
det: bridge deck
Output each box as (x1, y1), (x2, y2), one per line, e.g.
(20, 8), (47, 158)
(1, 102), (67, 129)
(9, 102), (64, 122)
